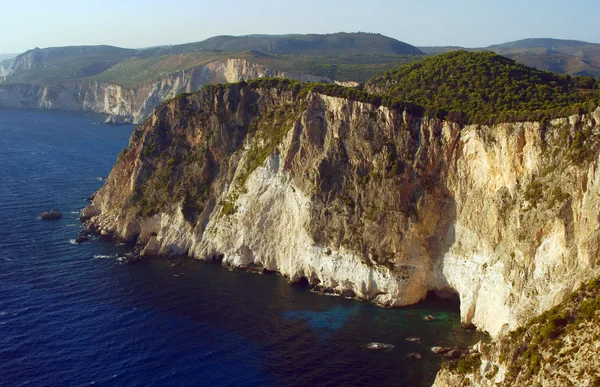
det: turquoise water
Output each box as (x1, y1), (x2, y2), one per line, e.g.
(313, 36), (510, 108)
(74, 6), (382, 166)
(0, 108), (485, 386)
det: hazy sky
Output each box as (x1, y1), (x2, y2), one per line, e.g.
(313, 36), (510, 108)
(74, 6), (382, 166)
(1, 0), (599, 53)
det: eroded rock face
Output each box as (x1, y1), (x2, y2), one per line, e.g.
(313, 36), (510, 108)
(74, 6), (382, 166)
(433, 279), (600, 386)
(0, 59), (334, 123)
(82, 83), (600, 339)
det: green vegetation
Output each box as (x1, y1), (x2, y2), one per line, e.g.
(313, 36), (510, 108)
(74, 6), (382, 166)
(162, 32), (423, 56)
(547, 187), (570, 209)
(568, 127), (596, 164)
(367, 51), (600, 124)
(201, 77), (426, 116)
(236, 102), (298, 186)
(4, 45), (136, 83)
(220, 200), (238, 216)
(89, 51), (231, 89)
(501, 278), (600, 381)
(239, 51), (423, 83)
(4, 33), (424, 88)
(524, 179), (544, 208)
(116, 147), (128, 162)
(442, 354), (482, 375)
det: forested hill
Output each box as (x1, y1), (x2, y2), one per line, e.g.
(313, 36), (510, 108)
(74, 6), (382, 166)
(152, 32), (423, 56)
(4, 33), (424, 86)
(365, 51), (600, 123)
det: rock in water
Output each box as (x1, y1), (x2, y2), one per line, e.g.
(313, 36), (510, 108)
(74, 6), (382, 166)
(75, 227), (92, 244)
(424, 315), (436, 321)
(366, 342), (395, 350)
(41, 210), (62, 220)
(406, 353), (422, 360)
(140, 236), (160, 257)
(472, 340), (485, 353)
(406, 337), (421, 343)
(443, 349), (462, 359)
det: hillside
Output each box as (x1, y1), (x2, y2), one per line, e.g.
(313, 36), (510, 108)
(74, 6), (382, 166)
(366, 51), (600, 123)
(153, 32), (423, 56)
(488, 38), (591, 51)
(434, 278), (600, 386)
(420, 38), (600, 77)
(5, 45), (141, 83)
(3, 33), (423, 87)
(0, 53), (18, 61)
(490, 38), (600, 78)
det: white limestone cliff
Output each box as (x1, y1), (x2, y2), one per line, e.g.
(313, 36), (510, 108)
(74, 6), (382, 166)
(82, 86), (600, 340)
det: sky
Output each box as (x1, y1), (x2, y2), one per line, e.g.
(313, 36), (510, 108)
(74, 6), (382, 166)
(1, 0), (599, 53)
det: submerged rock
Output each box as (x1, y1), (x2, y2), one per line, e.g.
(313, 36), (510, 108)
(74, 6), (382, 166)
(406, 352), (422, 360)
(75, 227), (93, 243)
(366, 342), (395, 350)
(406, 337), (421, 343)
(41, 210), (62, 220)
(75, 234), (89, 244)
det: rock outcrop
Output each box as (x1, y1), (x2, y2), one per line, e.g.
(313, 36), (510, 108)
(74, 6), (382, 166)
(433, 278), (600, 386)
(82, 82), (600, 342)
(41, 210), (62, 220)
(0, 59), (335, 123)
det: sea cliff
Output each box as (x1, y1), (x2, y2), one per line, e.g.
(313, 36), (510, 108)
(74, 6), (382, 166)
(0, 59), (335, 123)
(82, 83), (600, 344)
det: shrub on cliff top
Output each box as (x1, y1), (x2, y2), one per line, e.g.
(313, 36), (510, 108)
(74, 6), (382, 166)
(366, 51), (600, 124)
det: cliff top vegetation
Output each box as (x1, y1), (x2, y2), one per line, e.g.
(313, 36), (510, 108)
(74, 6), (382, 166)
(365, 51), (600, 123)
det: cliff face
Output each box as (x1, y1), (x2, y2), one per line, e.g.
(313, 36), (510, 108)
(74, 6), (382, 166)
(433, 278), (600, 386)
(0, 59), (333, 123)
(82, 84), (600, 340)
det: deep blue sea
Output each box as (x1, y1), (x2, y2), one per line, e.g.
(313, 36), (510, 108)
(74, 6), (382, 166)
(0, 108), (485, 386)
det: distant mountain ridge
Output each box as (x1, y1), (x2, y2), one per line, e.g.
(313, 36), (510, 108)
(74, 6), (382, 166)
(419, 38), (600, 77)
(0, 33), (425, 123)
(0, 53), (18, 61)
(151, 32), (423, 56)
(3, 33), (423, 86)
(2, 34), (599, 124)
(488, 37), (592, 50)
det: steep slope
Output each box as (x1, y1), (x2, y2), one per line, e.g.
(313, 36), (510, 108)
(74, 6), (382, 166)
(366, 51), (599, 123)
(82, 80), (600, 340)
(0, 59), (335, 123)
(434, 278), (600, 386)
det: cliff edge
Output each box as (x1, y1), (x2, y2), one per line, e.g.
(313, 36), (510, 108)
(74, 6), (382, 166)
(82, 81), (600, 340)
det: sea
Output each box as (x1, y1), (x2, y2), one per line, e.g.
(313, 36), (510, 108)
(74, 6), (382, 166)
(0, 108), (485, 386)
